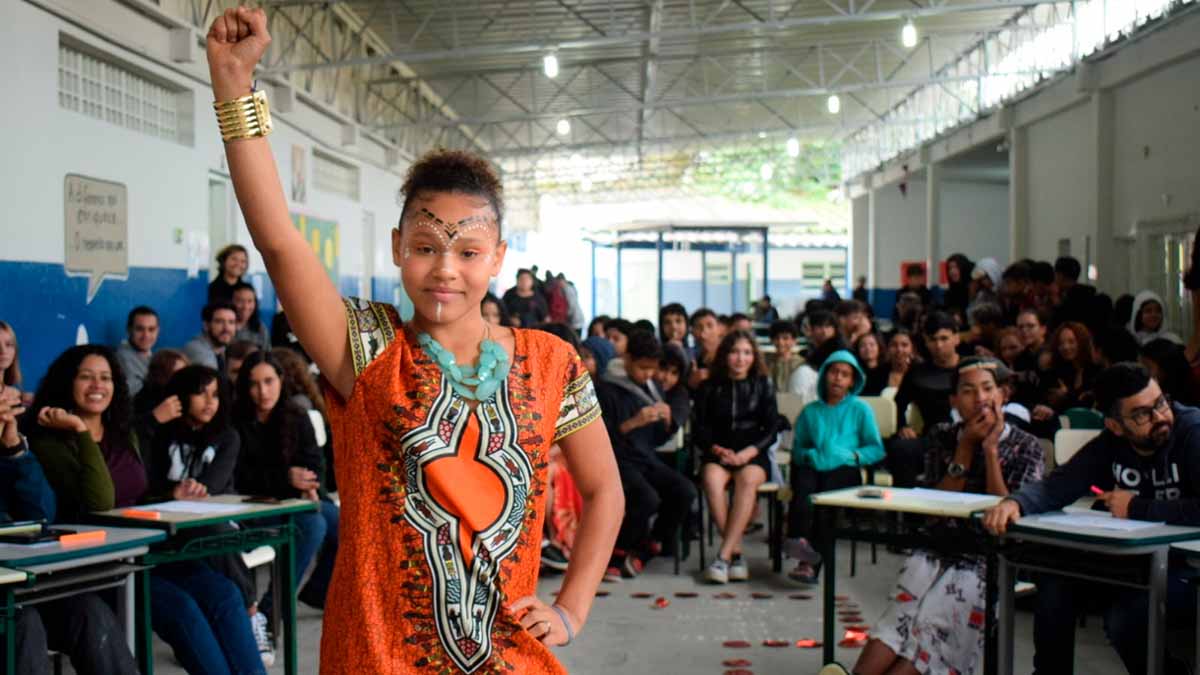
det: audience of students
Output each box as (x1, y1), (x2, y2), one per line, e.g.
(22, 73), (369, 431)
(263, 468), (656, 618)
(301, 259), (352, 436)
(9, 240), (1200, 674)
(24, 345), (264, 674)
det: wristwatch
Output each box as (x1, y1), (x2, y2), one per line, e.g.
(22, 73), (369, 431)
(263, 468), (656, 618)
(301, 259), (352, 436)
(0, 433), (28, 458)
(947, 461), (967, 478)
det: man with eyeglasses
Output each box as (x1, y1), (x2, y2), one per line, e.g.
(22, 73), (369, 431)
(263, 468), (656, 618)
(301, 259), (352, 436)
(983, 362), (1199, 674)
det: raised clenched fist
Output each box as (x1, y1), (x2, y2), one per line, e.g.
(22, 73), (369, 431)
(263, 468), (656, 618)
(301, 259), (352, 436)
(206, 6), (272, 101)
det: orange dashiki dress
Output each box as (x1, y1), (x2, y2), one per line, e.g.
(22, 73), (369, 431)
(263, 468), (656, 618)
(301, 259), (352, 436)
(320, 298), (602, 674)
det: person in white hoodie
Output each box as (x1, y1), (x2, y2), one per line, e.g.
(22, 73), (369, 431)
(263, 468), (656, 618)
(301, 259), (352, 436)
(1129, 290), (1183, 345)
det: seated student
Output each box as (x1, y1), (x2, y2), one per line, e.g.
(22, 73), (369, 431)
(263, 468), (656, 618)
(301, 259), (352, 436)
(888, 312), (962, 486)
(883, 331), (919, 396)
(855, 332), (889, 396)
(856, 357), (1044, 675)
(209, 244), (249, 303)
(183, 301), (238, 372)
(790, 311), (846, 406)
(786, 350), (884, 583)
(984, 363), (1200, 675)
(1014, 308), (1047, 370)
(225, 339), (261, 384)
(141, 365), (240, 498)
(1130, 290), (1183, 345)
(688, 308), (724, 390)
(232, 282), (271, 350)
(963, 302), (1004, 357)
(235, 351), (339, 614)
(132, 349), (188, 419)
(655, 346), (691, 458)
(728, 313), (753, 335)
(603, 319), (636, 376)
(1141, 338), (1199, 407)
(1, 388), (139, 675)
(767, 320), (804, 393)
(659, 303), (691, 354)
(1032, 321), (1101, 425)
(26, 346), (264, 674)
(115, 306), (160, 397)
(835, 300), (873, 348)
(587, 314), (612, 338)
(596, 331), (696, 577)
(694, 332), (780, 584)
(0, 320), (31, 408)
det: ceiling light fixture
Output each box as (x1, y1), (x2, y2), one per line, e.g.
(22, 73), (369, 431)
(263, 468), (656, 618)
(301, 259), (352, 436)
(543, 53), (559, 78)
(556, 119), (571, 136)
(901, 20), (918, 48)
(827, 94), (841, 114)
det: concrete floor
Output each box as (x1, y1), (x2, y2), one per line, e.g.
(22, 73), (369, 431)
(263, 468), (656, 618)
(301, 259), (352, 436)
(128, 535), (1135, 675)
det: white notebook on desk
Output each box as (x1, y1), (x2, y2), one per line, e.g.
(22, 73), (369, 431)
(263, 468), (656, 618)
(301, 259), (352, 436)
(1035, 513), (1163, 532)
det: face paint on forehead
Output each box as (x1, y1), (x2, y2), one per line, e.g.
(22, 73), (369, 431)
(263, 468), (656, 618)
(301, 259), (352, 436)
(406, 207), (498, 247)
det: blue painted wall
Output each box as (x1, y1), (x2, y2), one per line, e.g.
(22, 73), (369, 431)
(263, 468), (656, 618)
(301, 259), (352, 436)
(1, 261), (410, 390)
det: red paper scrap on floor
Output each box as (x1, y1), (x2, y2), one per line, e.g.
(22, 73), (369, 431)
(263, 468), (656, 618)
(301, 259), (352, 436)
(722, 659), (752, 667)
(715, 592), (738, 599)
(839, 628), (870, 648)
(723, 640), (752, 648)
(846, 624), (872, 632)
(653, 597), (670, 609)
(762, 640), (790, 647)
(795, 639), (822, 649)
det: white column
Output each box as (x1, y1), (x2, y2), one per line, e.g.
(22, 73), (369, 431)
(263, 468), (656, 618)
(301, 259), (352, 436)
(926, 162), (941, 280)
(1008, 126), (1028, 262)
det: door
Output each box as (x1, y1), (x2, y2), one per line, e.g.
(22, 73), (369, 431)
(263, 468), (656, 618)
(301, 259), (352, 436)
(208, 178), (232, 280)
(1139, 216), (1199, 342)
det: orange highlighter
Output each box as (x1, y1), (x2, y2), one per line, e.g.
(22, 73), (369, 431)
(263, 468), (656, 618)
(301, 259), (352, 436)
(121, 509), (162, 520)
(59, 530), (107, 546)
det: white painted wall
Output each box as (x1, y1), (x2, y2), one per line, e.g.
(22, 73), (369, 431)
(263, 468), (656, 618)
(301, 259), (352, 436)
(939, 180), (1011, 265)
(1022, 102), (1096, 268)
(0, 0), (405, 288)
(872, 180), (927, 287)
(851, 194), (869, 284)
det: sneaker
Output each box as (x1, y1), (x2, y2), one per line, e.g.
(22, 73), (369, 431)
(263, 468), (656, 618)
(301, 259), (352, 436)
(541, 542), (569, 572)
(704, 558), (730, 584)
(728, 554), (749, 581)
(604, 565), (623, 583)
(250, 612), (275, 668)
(622, 555), (644, 578)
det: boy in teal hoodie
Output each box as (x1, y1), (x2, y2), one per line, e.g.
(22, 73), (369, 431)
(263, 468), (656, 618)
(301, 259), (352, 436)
(786, 349), (884, 583)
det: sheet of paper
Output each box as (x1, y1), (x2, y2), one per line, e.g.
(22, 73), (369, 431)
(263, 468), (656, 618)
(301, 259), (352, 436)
(141, 500), (248, 515)
(908, 488), (996, 504)
(1034, 514), (1162, 532)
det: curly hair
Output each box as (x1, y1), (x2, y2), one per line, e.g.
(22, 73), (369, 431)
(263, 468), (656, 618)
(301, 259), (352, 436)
(27, 345), (132, 441)
(709, 331), (767, 382)
(399, 149), (504, 233)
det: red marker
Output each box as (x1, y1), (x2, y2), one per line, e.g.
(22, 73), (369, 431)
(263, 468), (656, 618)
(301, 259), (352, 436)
(1090, 485), (1105, 496)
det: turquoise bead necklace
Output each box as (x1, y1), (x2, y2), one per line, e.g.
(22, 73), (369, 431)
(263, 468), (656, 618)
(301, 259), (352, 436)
(417, 322), (511, 402)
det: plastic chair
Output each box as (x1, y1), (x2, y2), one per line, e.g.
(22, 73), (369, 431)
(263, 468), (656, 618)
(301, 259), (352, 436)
(861, 396), (897, 438)
(1054, 429), (1101, 466)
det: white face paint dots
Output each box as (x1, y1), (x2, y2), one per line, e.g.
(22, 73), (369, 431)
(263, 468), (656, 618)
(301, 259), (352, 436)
(402, 207), (499, 269)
